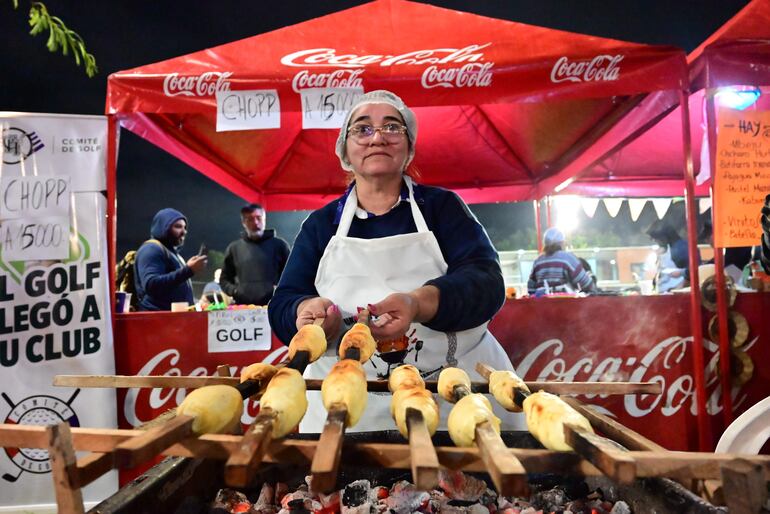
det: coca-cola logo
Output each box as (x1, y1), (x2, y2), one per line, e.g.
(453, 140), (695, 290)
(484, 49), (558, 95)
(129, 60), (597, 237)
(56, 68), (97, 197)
(291, 69), (365, 93)
(421, 62), (494, 89)
(122, 347), (288, 427)
(281, 44), (490, 68)
(162, 71), (233, 97)
(515, 335), (751, 418)
(550, 55), (623, 84)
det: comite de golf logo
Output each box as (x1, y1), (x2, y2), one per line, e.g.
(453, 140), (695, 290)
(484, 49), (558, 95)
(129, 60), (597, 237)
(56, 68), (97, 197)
(1, 389), (81, 482)
(1, 127), (45, 165)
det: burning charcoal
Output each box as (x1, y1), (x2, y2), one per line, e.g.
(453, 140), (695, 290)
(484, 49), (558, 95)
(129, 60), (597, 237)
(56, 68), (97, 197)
(467, 504), (490, 514)
(318, 490), (341, 513)
(281, 490), (321, 513)
(380, 480), (430, 514)
(609, 501), (631, 514)
(253, 482), (276, 511)
(276, 483), (289, 502)
(518, 508), (542, 514)
(371, 486), (389, 500)
(531, 487), (569, 512)
(438, 470), (488, 502)
(342, 479), (372, 507)
(211, 489), (253, 513)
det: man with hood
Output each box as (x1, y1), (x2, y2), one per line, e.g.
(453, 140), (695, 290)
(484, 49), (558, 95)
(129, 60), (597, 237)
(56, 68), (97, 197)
(134, 208), (207, 311)
(219, 203), (290, 306)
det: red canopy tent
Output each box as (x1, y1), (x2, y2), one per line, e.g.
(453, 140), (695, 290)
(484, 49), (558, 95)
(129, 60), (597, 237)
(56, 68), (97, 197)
(538, 0), (770, 446)
(105, 0), (687, 211)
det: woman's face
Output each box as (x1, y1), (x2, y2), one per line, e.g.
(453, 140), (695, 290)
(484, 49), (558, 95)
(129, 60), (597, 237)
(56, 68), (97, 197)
(344, 103), (409, 180)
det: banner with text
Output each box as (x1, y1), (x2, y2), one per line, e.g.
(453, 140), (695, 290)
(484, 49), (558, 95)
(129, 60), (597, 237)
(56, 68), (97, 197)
(714, 108), (770, 248)
(0, 113), (117, 509)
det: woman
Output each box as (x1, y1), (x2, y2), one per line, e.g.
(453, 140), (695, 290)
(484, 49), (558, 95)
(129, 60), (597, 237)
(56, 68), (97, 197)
(268, 90), (523, 432)
(646, 220), (696, 293)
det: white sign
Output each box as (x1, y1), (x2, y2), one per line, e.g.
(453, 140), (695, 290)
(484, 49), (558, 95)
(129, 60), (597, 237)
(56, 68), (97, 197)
(216, 89), (280, 132)
(300, 87), (364, 129)
(0, 113), (117, 510)
(207, 309), (271, 352)
(0, 175), (70, 219)
(1, 216), (70, 260)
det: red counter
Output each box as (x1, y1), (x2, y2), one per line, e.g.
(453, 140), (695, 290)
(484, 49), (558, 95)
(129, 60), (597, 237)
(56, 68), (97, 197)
(114, 293), (770, 451)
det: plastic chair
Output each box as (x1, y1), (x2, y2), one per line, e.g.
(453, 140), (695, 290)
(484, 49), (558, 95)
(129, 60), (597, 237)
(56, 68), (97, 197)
(715, 396), (770, 454)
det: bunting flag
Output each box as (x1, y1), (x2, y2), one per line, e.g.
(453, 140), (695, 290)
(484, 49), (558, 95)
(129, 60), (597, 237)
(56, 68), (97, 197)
(603, 198), (624, 218)
(651, 198), (672, 219)
(699, 198), (712, 214)
(628, 198), (647, 222)
(580, 198), (600, 218)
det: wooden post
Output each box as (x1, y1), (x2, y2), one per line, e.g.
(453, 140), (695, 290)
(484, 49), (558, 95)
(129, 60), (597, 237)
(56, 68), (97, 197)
(47, 422), (85, 514)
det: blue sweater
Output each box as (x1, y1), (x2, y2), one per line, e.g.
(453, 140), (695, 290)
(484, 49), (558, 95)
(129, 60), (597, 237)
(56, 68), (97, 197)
(268, 183), (505, 344)
(134, 208), (194, 311)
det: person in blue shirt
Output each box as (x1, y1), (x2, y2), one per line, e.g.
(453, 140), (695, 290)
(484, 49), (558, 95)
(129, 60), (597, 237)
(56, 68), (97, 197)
(646, 220), (698, 293)
(268, 90), (522, 432)
(134, 208), (207, 311)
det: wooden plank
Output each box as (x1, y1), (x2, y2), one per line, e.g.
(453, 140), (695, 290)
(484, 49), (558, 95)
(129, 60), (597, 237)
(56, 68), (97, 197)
(225, 409), (275, 488)
(4, 424), (770, 481)
(114, 415), (195, 468)
(561, 396), (667, 452)
(47, 423), (85, 514)
(475, 421), (530, 497)
(53, 375), (237, 388)
(721, 458), (767, 514)
(73, 452), (114, 488)
(54, 374), (661, 395)
(405, 407), (439, 491)
(563, 423), (636, 484)
(310, 405), (347, 493)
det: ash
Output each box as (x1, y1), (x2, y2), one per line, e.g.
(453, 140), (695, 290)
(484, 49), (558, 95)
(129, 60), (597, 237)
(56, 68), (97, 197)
(209, 470), (631, 514)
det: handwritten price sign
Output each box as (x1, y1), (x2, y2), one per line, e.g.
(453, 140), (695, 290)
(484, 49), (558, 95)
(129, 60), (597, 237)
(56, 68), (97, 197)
(714, 108), (770, 247)
(216, 89), (280, 132)
(1, 217), (70, 260)
(300, 87), (364, 129)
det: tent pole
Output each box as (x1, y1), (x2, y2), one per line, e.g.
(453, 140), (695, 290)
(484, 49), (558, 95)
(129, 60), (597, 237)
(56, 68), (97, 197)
(545, 196), (553, 229)
(680, 89), (711, 451)
(534, 200), (542, 253)
(705, 92), (734, 428)
(107, 115), (118, 312)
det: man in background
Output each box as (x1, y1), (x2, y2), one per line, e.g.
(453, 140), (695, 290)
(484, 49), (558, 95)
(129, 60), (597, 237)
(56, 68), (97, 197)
(134, 207), (207, 311)
(220, 203), (290, 306)
(527, 227), (596, 295)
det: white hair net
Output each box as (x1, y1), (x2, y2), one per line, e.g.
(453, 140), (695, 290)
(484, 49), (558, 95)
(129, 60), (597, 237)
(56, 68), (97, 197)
(544, 227), (565, 246)
(335, 90), (418, 172)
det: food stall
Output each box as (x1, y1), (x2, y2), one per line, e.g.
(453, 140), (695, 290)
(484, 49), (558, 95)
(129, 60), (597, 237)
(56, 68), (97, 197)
(100, 0), (734, 454)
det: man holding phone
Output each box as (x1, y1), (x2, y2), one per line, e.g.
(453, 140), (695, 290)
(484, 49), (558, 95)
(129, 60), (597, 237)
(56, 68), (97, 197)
(220, 203), (290, 306)
(134, 207), (208, 311)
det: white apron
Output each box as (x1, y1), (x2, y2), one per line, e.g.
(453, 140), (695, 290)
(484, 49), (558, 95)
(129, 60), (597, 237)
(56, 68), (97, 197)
(300, 177), (525, 432)
(656, 248), (685, 293)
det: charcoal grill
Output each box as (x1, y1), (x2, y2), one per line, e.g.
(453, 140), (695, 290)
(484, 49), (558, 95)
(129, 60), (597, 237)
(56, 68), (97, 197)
(89, 431), (726, 514)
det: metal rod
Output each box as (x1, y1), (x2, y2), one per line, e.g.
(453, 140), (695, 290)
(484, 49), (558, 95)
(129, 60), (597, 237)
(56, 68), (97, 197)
(682, 89), (711, 451)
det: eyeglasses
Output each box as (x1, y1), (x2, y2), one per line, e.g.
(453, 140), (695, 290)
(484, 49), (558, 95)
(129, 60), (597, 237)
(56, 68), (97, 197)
(347, 123), (407, 143)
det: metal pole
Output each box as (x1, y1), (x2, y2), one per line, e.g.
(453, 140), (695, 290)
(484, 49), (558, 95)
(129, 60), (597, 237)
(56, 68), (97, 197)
(107, 115), (118, 310)
(534, 200), (543, 253)
(680, 90), (711, 451)
(705, 92), (734, 427)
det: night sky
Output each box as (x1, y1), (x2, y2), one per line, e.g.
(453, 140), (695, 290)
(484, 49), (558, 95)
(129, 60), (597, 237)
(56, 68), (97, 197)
(0, 0), (751, 269)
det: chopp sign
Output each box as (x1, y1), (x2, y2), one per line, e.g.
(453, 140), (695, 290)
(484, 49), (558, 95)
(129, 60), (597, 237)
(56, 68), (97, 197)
(207, 309), (271, 353)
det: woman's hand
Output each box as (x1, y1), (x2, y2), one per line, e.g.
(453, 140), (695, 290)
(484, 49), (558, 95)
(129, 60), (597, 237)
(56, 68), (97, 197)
(296, 297), (342, 341)
(368, 286), (439, 340)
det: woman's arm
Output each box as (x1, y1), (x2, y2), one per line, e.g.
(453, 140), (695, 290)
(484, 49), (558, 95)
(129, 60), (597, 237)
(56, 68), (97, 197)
(425, 190), (505, 332)
(268, 213), (328, 343)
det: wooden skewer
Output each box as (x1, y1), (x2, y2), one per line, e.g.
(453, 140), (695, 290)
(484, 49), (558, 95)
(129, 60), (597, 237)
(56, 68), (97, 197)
(476, 362), (637, 484)
(53, 375), (661, 396)
(403, 405), (440, 490)
(224, 348), (314, 486)
(452, 383), (529, 497)
(311, 343), (362, 493)
(114, 414), (196, 468)
(224, 407), (276, 487)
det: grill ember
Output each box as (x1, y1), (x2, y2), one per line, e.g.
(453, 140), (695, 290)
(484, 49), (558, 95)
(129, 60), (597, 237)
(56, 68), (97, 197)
(209, 470), (630, 514)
